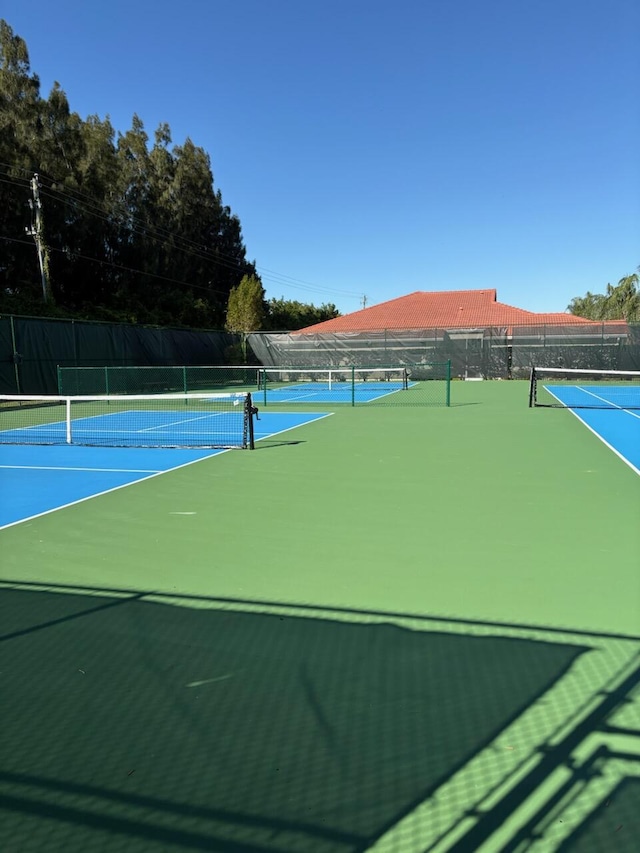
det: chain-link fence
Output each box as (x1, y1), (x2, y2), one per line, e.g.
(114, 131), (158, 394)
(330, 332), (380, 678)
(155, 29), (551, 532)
(248, 322), (640, 379)
(57, 365), (258, 395)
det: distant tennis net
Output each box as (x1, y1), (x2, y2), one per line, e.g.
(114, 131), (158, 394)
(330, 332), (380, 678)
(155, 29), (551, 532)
(257, 366), (408, 392)
(528, 367), (640, 410)
(255, 362), (450, 407)
(0, 392), (256, 448)
(255, 364), (451, 406)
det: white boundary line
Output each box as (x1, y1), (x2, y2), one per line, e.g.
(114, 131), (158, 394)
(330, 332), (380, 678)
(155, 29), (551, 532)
(0, 413), (334, 530)
(0, 452), (226, 531)
(363, 383), (413, 402)
(544, 386), (640, 476)
(575, 385), (640, 420)
(565, 410), (640, 476)
(258, 383), (407, 404)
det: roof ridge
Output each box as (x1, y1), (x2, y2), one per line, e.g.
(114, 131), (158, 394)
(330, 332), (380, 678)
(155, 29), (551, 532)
(293, 289), (606, 333)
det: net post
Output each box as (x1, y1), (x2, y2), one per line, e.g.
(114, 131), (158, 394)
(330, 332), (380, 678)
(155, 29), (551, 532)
(446, 360), (451, 406)
(528, 367), (536, 407)
(65, 398), (72, 444)
(104, 366), (109, 396)
(183, 366), (187, 395)
(246, 393), (255, 449)
(351, 366), (355, 406)
(56, 365), (62, 394)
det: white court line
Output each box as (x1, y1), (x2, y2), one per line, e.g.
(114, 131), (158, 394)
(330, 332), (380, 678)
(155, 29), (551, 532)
(544, 386), (639, 476)
(363, 384), (412, 402)
(0, 414), (333, 530)
(565, 410), (639, 477)
(260, 391), (323, 403)
(264, 385), (407, 404)
(0, 452), (225, 531)
(139, 411), (227, 433)
(0, 464), (162, 473)
(576, 386), (640, 420)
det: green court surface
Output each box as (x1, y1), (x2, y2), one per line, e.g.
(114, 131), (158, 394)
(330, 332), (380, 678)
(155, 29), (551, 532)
(1, 381), (638, 852)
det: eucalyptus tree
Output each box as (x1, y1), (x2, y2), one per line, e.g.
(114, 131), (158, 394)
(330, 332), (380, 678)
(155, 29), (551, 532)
(0, 20), (42, 305)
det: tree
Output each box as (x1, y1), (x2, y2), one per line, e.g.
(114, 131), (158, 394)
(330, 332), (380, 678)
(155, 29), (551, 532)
(568, 273), (640, 322)
(566, 291), (606, 320)
(0, 20), (257, 326)
(226, 274), (265, 361)
(264, 298), (340, 330)
(0, 21), (43, 306)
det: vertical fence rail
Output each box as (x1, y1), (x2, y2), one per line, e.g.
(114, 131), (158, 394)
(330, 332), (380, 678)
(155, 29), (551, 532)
(10, 315), (21, 394)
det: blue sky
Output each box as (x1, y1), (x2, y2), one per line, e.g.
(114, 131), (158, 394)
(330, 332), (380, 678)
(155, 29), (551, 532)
(2, 0), (638, 315)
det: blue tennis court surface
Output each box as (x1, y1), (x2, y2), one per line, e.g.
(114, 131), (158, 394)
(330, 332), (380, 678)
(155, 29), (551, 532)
(0, 412), (331, 528)
(545, 384), (640, 474)
(255, 380), (410, 404)
(544, 383), (640, 410)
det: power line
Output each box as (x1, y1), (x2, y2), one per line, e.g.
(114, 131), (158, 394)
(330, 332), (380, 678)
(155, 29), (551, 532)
(0, 163), (361, 302)
(0, 235), (232, 296)
(2, 170), (255, 287)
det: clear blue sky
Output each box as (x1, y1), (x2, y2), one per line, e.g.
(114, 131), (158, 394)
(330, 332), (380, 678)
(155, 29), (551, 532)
(3, 0), (639, 315)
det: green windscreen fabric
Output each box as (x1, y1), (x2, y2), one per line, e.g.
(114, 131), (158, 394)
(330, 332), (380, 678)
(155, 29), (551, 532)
(0, 315), (238, 394)
(0, 316), (18, 393)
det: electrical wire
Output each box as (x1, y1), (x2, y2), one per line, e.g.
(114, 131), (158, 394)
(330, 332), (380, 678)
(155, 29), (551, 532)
(0, 163), (362, 302)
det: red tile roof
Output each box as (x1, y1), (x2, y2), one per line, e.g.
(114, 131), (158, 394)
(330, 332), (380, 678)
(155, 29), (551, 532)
(297, 289), (598, 333)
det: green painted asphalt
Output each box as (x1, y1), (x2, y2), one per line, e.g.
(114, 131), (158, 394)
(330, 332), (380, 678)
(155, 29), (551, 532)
(2, 381), (637, 636)
(1, 381), (638, 853)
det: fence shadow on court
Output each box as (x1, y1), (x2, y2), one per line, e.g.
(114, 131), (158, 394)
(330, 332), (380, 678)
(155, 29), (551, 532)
(1, 582), (638, 853)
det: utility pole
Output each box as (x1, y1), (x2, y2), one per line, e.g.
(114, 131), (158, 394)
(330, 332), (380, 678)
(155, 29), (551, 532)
(361, 294), (368, 309)
(26, 173), (52, 303)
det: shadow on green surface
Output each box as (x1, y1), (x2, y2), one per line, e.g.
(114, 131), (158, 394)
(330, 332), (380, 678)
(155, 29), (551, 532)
(254, 439), (305, 449)
(0, 583), (637, 852)
(557, 773), (640, 852)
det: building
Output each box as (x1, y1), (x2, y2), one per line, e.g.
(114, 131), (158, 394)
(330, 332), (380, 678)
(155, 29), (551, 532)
(248, 289), (633, 378)
(295, 288), (594, 334)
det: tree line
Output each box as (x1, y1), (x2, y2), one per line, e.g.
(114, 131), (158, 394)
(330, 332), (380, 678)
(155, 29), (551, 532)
(0, 20), (339, 333)
(567, 273), (639, 323)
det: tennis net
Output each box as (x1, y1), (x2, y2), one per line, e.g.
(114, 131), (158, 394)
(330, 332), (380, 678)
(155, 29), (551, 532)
(0, 392), (256, 448)
(528, 367), (640, 410)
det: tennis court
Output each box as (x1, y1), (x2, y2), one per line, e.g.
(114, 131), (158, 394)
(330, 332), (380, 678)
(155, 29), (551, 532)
(0, 411), (331, 528)
(255, 378), (408, 404)
(1, 380), (638, 853)
(531, 368), (640, 473)
(254, 365), (451, 407)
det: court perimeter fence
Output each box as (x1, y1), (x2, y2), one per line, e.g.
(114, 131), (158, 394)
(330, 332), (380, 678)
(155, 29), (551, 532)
(56, 363), (452, 407)
(4, 315), (640, 395)
(0, 314), (239, 395)
(248, 322), (640, 379)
